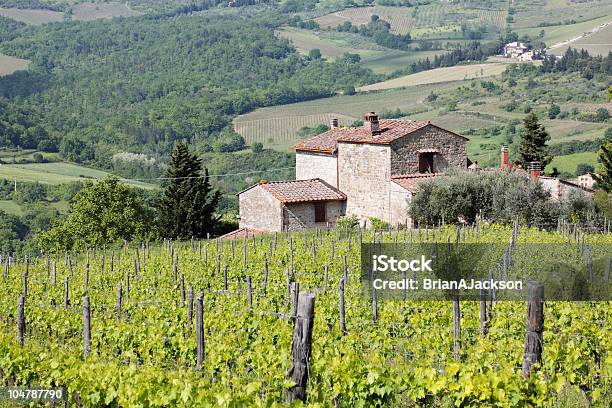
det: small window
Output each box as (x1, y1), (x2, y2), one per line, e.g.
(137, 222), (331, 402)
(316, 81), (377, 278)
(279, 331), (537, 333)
(418, 152), (435, 173)
(314, 202), (326, 223)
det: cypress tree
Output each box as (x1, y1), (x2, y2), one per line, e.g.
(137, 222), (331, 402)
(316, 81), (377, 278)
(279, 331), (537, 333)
(158, 142), (220, 239)
(593, 140), (612, 193)
(518, 113), (551, 168)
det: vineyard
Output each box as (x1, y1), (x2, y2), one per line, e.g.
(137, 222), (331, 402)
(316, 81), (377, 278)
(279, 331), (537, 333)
(0, 223), (610, 406)
(313, 3), (507, 38)
(233, 81), (462, 150)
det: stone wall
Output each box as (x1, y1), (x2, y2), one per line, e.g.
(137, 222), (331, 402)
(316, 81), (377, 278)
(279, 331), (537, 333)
(296, 151), (338, 187)
(390, 125), (467, 175)
(238, 186), (282, 231)
(389, 182), (412, 227)
(338, 142), (392, 222)
(284, 201), (346, 231)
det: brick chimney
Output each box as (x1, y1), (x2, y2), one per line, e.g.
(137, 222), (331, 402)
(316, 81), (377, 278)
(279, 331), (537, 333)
(364, 112), (380, 135)
(330, 117), (339, 129)
(528, 161), (541, 180)
(500, 145), (509, 169)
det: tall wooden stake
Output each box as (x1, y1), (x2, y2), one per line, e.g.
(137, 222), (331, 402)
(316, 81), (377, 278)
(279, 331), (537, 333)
(522, 282), (544, 378)
(285, 292), (315, 403)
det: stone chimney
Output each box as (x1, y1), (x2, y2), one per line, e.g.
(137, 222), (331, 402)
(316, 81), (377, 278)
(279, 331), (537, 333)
(500, 145), (509, 169)
(330, 117), (339, 129)
(528, 161), (541, 180)
(364, 112), (380, 135)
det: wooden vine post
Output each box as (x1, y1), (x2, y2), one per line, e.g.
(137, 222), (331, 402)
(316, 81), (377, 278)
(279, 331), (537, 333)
(339, 278), (346, 334)
(522, 282), (544, 378)
(195, 292), (205, 369)
(452, 291), (460, 360)
(83, 296), (91, 358)
(285, 292), (315, 403)
(17, 295), (25, 346)
(116, 283), (122, 322)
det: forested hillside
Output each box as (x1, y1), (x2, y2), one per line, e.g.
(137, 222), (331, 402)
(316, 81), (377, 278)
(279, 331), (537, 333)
(0, 12), (376, 163)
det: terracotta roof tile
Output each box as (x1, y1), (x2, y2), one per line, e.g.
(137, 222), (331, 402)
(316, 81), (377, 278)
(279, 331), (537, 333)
(391, 173), (439, 192)
(294, 119), (466, 154)
(240, 179), (346, 203)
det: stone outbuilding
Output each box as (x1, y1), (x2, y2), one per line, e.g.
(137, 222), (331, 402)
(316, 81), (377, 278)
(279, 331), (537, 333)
(237, 178), (346, 232)
(233, 112), (469, 233)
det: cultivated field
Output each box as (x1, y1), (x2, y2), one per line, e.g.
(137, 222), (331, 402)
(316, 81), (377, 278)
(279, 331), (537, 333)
(511, 0), (612, 30)
(358, 63), (508, 91)
(234, 81), (465, 150)
(0, 7), (63, 25)
(0, 162), (154, 189)
(277, 27), (442, 74)
(550, 20), (612, 55)
(1, 226), (610, 406)
(514, 11), (612, 49)
(71, 2), (142, 21)
(314, 3), (507, 37)
(0, 53), (29, 76)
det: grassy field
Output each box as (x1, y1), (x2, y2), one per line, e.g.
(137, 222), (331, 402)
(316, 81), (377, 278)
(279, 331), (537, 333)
(545, 151), (600, 175)
(277, 27), (385, 58)
(0, 53), (29, 76)
(234, 81), (465, 150)
(277, 27), (442, 74)
(0, 162), (155, 189)
(0, 7), (63, 25)
(549, 20), (612, 55)
(358, 63), (508, 91)
(71, 2), (142, 21)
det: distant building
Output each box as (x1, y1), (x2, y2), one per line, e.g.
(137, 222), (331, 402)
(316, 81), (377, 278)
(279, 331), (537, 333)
(232, 112), (468, 234)
(504, 42), (529, 58)
(499, 145), (594, 200)
(571, 173), (596, 190)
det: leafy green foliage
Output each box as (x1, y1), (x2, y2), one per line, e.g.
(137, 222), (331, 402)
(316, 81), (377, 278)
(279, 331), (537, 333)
(38, 177), (153, 250)
(593, 140), (612, 193)
(0, 226), (610, 406)
(409, 170), (584, 228)
(157, 142), (220, 239)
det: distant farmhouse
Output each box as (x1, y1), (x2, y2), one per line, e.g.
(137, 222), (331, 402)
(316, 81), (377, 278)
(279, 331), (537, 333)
(503, 42), (541, 61)
(229, 112), (468, 237)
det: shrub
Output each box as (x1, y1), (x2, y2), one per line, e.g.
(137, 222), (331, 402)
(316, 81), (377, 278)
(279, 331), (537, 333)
(368, 217), (389, 230)
(336, 215), (359, 229)
(576, 163), (594, 176)
(409, 170), (561, 229)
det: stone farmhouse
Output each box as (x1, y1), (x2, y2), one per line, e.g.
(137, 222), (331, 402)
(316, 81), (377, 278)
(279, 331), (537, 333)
(232, 112), (468, 236)
(504, 42), (528, 58)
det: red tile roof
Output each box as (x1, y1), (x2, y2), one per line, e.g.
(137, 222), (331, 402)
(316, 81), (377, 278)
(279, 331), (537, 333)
(239, 179), (346, 203)
(391, 173), (440, 192)
(294, 119), (467, 154)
